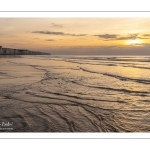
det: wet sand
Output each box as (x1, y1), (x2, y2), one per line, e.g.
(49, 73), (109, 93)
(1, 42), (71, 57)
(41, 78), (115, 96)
(1, 55), (150, 132)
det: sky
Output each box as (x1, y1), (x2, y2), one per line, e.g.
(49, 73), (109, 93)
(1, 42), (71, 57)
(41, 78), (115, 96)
(1, 18), (150, 55)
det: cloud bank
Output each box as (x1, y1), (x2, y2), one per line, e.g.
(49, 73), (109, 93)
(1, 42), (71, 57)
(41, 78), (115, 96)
(94, 33), (149, 40)
(47, 44), (150, 55)
(32, 30), (87, 37)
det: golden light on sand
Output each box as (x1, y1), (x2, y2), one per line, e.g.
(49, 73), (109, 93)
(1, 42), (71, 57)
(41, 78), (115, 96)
(126, 39), (141, 45)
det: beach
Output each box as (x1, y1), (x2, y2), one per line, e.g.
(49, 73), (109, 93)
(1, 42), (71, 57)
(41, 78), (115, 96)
(0, 55), (150, 132)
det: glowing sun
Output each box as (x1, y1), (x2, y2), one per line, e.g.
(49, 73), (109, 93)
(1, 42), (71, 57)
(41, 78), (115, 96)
(127, 39), (141, 45)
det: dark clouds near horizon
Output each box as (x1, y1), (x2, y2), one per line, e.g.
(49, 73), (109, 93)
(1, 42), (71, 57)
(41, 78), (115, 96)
(31, 30), (150, 55)
(94, 33), (150, 41)
(32, 30), (87, 37)
(45, 44), (150, 55)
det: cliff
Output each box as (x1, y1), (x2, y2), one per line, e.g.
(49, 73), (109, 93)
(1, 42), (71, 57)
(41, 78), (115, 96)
(0, 46), (50, 55)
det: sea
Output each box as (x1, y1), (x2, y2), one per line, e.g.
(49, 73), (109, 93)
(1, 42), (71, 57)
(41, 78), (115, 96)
(0, 55), (150, 132)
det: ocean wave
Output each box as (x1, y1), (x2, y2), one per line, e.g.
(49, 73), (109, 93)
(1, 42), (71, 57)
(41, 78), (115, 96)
(80, 67), (150, 84)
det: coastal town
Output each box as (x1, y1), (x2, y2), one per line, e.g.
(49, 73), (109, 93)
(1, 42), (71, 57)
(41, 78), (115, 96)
(0, 45), (50, 55)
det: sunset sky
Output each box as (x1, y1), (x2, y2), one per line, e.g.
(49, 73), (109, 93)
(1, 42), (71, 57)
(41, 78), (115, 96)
(1, 18), (150, 55)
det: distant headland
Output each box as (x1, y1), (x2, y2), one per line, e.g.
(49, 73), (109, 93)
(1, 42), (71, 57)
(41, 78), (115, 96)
(0, 46), (50, 55)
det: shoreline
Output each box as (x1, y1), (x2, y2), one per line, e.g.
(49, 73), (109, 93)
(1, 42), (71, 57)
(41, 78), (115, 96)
(0, 55), (22, 58)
